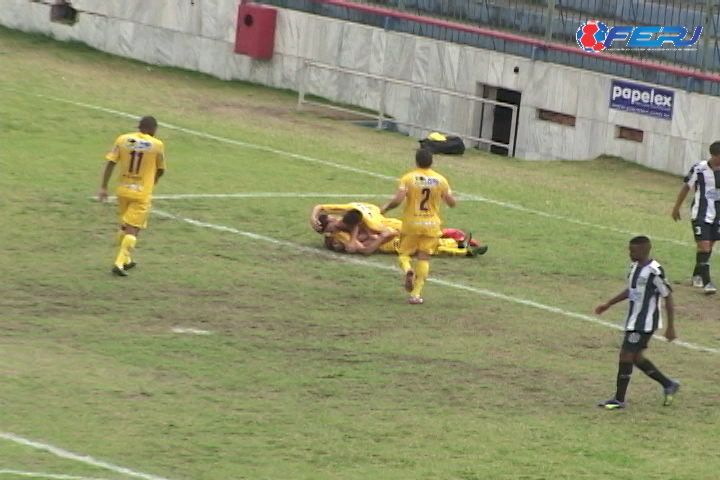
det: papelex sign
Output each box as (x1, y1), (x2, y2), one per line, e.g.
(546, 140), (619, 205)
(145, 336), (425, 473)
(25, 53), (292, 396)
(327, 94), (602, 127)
(609, 79), (674, 120)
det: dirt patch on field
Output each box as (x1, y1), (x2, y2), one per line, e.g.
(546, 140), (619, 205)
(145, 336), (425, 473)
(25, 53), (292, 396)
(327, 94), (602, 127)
(200, 100), (375, 123)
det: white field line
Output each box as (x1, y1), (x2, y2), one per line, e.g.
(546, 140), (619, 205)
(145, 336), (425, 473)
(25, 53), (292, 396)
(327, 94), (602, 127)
(0, 469), (119, 480)
(171, 328), (213, 335)
(0, 434), (174, 480)
(152, 208), (720, 355)
(25, 92), (692, 248)
(150, 193), (386, 200)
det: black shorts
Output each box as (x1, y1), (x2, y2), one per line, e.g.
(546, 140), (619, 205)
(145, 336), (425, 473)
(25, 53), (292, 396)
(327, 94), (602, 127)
(621, 331), (654, 353)
(692, 221), (720, 242)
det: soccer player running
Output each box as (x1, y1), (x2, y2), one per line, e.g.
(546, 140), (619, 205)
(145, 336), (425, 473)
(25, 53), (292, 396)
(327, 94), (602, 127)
(595, 236), (679, 410)
(97, 116), (166, 276)
(380, 148), (456, 304)
(671, 141), (720, 294)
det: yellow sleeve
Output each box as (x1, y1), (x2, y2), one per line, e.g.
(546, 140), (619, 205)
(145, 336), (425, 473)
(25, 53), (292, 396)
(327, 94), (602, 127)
(333, 231), (351, 245)
(442, 176), (451, 195)
(398, 174), (411, 192)
(362, 214), (385, 233)
(156, 141), (167, 170)
(320, 203), (353, 215)
(105, 135), (123, 163)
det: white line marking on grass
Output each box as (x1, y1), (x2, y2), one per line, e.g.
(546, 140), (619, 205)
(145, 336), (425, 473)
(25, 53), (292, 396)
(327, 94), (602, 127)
(24, 92), (692, 248)
(152, 208), (720, 355)
(0, 469), (118, 480)
(171, 327), (213, 335)
(0, 433), (174, 480)
(152, 193), (386, 200)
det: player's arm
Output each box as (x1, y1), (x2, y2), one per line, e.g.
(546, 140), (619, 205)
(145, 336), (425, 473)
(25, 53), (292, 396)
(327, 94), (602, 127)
(672, 166), (696, 221)
(155, 151), (166, 185)
(443, 190), (457, 208)
(97, 161), (116, 202)
(353, 229), (397, 255)
(310, 204), (349, 231)
(98, 139), (121, 202)
(345, 225), (363, 253)
(671, 184), (690, 221)
(663, 293), (676, 341)
(654, 270), (676, 341)
(380, 188), (407, 214)
(595, 289), (629, 314)
(442, 179), (457, 208)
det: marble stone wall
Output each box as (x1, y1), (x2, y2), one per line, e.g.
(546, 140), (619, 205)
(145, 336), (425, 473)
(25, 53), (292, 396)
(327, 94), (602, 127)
(3, 0), (719, 175)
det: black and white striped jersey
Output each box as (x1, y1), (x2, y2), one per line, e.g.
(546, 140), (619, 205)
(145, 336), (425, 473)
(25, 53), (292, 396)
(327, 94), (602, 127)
(684, 161), (720, 223)
(624, 260), (672, 333)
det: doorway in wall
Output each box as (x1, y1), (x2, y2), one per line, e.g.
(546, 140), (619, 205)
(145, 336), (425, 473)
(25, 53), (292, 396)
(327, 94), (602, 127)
(476, 85), (522, 157)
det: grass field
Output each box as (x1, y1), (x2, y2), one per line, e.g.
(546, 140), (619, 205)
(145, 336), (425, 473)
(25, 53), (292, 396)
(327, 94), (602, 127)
(2, 26), (720, 480)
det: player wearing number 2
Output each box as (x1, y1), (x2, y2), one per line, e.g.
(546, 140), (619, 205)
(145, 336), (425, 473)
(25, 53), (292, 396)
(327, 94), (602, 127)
(97, 116), (166, 276)
(381, 148), (456, 304)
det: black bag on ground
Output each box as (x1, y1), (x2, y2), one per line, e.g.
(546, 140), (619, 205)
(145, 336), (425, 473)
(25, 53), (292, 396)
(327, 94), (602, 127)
(419, 134), (466, 155)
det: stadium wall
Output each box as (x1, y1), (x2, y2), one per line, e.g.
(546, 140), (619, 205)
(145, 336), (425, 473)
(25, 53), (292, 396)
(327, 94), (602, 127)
(3, 0), (720, 174)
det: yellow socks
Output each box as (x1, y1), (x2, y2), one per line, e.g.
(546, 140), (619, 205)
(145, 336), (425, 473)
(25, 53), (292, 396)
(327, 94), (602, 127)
(399, 255), (412, 273)
(115, 231), (129, 265)
(412, 260), (430, 297)
(114, 234), (137, 268)
(441, 246), (467, 257)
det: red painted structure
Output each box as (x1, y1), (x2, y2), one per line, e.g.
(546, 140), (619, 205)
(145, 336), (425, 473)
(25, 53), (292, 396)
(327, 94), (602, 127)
(235, 3), (278, 59)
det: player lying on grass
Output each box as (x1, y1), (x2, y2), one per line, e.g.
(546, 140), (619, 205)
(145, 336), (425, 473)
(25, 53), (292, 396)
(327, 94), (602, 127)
(314, 211), (488, 257)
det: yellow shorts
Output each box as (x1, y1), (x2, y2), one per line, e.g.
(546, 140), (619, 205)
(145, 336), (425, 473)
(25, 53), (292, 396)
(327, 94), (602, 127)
(379, 237), (401, 254)
(117, 196), (151, 229)
(398, 234), (440, 256)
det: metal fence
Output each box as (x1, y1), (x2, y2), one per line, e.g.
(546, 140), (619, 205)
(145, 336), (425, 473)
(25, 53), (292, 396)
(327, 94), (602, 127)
(360, 0), (720, 72)
(260, 0), (720, 94)
(297, 60), (520, 152)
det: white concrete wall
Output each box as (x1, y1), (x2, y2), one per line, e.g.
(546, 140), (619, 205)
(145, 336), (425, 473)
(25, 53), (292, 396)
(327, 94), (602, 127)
(3, 0), (719, 175)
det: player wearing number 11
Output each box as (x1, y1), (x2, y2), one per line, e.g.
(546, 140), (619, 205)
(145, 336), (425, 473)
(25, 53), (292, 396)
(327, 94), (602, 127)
(97, 116), (166, 276)
(381, 148), (456, 304)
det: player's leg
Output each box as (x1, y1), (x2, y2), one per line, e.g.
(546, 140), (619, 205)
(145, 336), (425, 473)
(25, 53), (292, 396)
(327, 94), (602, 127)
(409, 236), (440, 303)
(436, 238), (469, 257)
(598, 333), (640, 409)
(692, 222), (715, 293)
(397, 235), (417, 293)
(112, 200), (148, 276)
(633, 345), (679, 406)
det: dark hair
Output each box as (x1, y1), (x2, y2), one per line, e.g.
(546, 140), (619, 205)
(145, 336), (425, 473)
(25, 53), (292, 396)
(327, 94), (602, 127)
(318, 213), (330, 232)
(710, 142), (720, 156)
(323, 235), (335, 250)
(630, 235), (651, 246)
(416, 148), (433, 168)
(341, 209), (362, 227)
(139, 116), (158, 132)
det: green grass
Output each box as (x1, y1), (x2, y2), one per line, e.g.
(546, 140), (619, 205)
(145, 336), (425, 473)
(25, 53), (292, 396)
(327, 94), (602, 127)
(2, 25), (720, 480)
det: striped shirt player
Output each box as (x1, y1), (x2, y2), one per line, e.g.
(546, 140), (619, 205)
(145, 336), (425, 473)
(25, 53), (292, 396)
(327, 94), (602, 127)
(672, 141), (720, 294)
(595, 236), (679, 410)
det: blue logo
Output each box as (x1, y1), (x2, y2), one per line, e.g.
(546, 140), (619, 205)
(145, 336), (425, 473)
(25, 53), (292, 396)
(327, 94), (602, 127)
(577, 21), (702, 51)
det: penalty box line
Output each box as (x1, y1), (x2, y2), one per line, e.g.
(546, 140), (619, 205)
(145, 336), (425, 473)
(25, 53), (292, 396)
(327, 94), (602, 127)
(152, 207), (720, 356)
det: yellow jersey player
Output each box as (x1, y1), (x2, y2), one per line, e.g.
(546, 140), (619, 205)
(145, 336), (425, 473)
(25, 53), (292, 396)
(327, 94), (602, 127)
(97, 116), (166, 276)
(310, 202), (394, 252)
(381, 148), (456, 304)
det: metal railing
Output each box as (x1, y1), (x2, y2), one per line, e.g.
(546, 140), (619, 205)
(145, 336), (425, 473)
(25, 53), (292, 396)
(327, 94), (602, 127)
(363, 0), (720, 72)
(296, 60), (520, 153)
(260, 0), (720, 94)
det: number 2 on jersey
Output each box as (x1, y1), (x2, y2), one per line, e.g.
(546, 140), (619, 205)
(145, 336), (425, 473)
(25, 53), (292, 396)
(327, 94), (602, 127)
(419, 188), (431, 211)
(128, 151), (144, 174)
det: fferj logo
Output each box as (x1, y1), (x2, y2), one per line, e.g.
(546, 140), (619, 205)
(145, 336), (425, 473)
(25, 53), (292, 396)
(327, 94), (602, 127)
(576, 21), (702, 52)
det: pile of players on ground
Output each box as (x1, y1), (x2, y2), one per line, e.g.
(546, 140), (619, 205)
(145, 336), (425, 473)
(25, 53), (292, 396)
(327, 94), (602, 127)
(309, 201), (488, 258)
